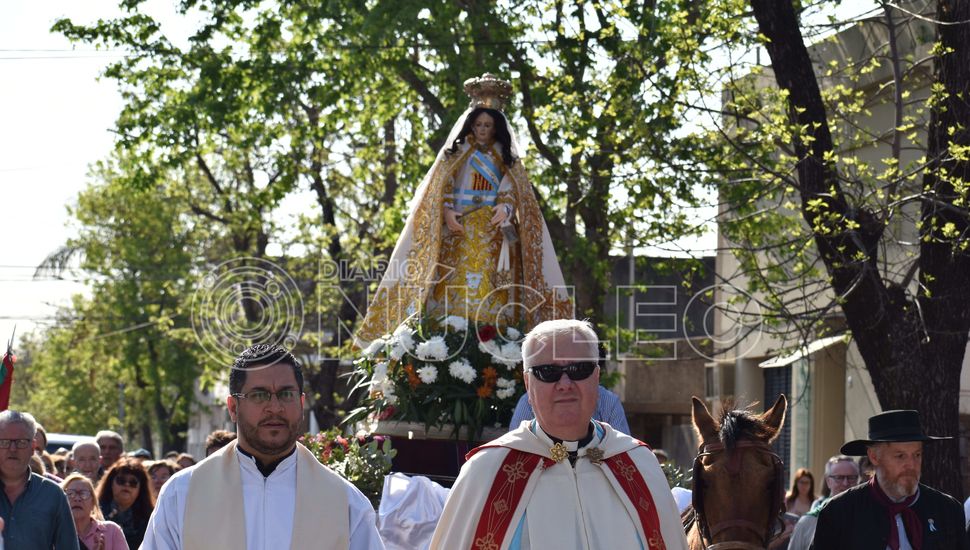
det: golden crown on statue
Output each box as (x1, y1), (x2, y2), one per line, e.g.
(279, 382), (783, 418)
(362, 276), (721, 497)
(464, 73), (513, 111)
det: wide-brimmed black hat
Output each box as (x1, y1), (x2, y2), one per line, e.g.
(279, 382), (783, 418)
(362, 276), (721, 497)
(841, 410), (952, 456)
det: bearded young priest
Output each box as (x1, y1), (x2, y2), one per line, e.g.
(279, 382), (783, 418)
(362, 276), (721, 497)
(430, 319), (688, 550)
(812, 410), (967, 550)
(142, 345), (385, 550)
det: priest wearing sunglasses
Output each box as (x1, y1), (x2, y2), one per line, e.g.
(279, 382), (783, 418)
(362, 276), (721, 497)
(508, 354), (630, 434)
(430, 319), (688, 550)
(141, 344), (385, 550)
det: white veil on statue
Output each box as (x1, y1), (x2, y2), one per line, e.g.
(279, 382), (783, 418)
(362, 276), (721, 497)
(355, 74), (572, 345)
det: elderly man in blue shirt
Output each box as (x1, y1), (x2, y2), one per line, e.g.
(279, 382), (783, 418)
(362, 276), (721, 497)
(508, 384), (631, 434)
(0, 410), (78, 549)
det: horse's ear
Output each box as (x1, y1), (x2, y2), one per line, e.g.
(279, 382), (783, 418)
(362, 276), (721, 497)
(691, 396), (719, 443)
(760, 394), (787, 442)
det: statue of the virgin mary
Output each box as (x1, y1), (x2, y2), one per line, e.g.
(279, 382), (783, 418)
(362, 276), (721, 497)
(356, 74), (572, 344)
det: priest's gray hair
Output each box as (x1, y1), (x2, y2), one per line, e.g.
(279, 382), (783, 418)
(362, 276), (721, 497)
(0, 410), (38, 439)
(522, 319), (599, 368)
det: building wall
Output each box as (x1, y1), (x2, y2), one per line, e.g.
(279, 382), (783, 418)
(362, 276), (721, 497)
(616, 337), (709, 468)
(185, 379), (233, 459)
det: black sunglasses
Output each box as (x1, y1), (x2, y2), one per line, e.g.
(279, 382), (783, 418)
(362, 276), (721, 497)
(113, 475), (140, 488)
(526, 361), (597, 383)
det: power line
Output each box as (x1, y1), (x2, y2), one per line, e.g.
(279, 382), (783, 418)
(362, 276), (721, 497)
(0, 265), (83, 270)
(0, 54), (126, 60)
(0, 167), (46, 173)
(0, 48), (123, 52)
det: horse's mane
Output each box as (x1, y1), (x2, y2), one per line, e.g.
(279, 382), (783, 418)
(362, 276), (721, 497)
(716, 401), (780, 450)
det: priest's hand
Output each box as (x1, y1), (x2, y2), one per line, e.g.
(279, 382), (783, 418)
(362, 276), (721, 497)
(445, 209), (464, 234)
(490, 204), (509, 226)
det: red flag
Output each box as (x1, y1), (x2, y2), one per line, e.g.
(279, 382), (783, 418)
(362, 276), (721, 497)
(0, 328), (15, 411)
(0, 351), (13, 411)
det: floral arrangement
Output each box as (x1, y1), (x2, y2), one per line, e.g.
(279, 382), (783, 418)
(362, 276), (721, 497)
(348, 315), (526, 440)
(300, 428), (396, 507)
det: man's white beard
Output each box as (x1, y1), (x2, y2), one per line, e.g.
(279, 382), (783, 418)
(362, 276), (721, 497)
(878, 471), (919, 499)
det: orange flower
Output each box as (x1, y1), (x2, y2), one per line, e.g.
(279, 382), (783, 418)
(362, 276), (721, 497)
(404, 365), (420, 389)
(483, 366), (498, 382)
(478, 367), (498, 398)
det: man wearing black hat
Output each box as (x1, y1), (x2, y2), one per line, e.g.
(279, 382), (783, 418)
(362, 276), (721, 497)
(812, 410), (967, 550)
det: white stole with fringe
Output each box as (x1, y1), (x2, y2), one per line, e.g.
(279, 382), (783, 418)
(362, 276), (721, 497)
(182, 440), (349, 550)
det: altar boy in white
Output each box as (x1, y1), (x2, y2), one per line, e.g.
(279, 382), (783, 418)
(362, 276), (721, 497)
(142, 344), (385, 550)
(430, 320), (688, 550)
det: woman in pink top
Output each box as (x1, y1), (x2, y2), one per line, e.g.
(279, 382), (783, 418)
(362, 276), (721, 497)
(61, 473), (129, 550)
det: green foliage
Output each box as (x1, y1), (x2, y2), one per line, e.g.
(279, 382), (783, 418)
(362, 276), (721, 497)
(52, 0), (716, 322)
(599, 368), (623, 391)
(662, 461), (693, 490)
(38, 0), (731, 438)
(300, 428), (396, 508)
(16, 166), (205, 448)
(13, 315), (123, 435)
(657, 1), (970, 349)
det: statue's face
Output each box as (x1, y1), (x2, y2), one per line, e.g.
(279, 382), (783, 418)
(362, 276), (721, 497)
(473, 111), (496, 144)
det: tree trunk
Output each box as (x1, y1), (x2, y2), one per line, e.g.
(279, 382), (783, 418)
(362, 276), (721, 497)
(145, 338), (171, 453)
(750, 0), (969, 497)
(910, 0), (970, 498)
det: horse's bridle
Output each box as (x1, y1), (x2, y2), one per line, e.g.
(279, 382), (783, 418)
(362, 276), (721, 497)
(691, 440), (785, 550)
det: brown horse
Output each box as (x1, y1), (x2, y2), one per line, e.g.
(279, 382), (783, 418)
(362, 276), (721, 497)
(686, 395), (788, 550)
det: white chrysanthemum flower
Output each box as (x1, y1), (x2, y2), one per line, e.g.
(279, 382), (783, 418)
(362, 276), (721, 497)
(448, 359), (477, 384)
(496, 387), (516, 400)
(496, 377), (516, 389)
(506, 327), (521, 340)
(443, 315), (468, 331)
(389, 343), (406, 361)
(417, 365), (438, 384)
(370, 361), (389, 387)
(393, 325), (416, 351)
(382, 383), (398, 405)
(362, 338), (386, 358)
(479, 340), (499, 356)
(500, 342), (522, 362)
(416, 336), (449, 361)
(488, 341), (522, 367)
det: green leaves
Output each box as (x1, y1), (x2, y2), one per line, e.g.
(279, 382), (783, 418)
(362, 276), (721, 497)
(15, 169), (203, 446)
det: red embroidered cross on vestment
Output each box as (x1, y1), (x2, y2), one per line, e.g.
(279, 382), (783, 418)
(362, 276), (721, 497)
(467, 446), (667, 550)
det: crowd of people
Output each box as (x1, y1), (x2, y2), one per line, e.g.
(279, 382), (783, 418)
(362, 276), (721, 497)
(5, 417), (238, 550)
(6, 321), (970, 549)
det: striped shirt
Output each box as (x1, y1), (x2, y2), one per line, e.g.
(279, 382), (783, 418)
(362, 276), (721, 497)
(508, 385), (631, 435)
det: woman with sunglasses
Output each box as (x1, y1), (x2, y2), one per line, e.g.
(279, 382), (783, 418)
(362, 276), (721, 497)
(96, 457), (154, 549)
(61, 473), (129, 550)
